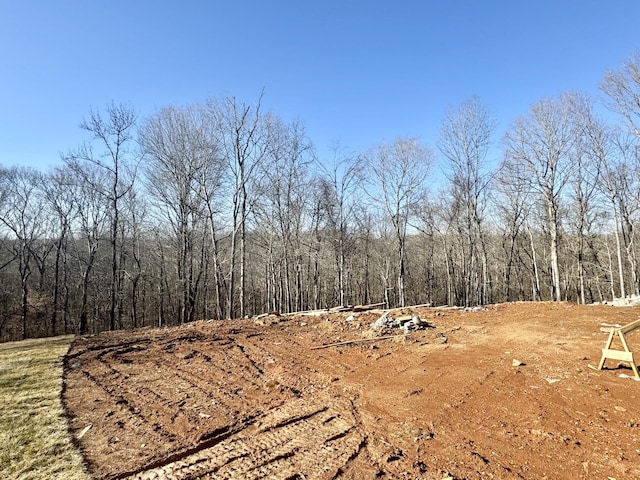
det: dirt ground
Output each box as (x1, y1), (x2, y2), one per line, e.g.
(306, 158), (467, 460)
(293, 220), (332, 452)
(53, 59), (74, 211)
(62, 302), (640, 479)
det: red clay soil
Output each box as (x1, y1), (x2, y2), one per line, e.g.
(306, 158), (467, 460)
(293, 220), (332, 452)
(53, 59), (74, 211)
(62, 302), (640, 479)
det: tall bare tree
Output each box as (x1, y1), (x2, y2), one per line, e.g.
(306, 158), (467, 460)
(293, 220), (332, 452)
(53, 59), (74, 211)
(0, 167), (45, 339)
(253, 115), (313, 313)
(438, 97), (496, 305)
(66, 163), (110, 334)
(317, 142), (361, 307)
(503, 94), (578, 301)
(601, 51), (640, 139)
(42, 166), (77, 335)
(361, 137), (433, 307)
(209, 96), (267, 319)
(494, 159), (530, 302)
(64, 103), (138, 330)
(140, 104), (216, 324)
(569, 96), (609, 303)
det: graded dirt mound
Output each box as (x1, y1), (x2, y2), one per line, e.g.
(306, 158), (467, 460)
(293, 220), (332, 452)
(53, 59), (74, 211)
(63, 302), (640, 479)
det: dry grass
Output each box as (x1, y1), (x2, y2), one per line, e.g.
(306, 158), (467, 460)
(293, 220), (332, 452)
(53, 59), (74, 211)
(0, 336), (90, 480)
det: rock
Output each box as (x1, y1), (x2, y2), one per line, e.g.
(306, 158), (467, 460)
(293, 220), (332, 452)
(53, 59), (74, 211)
(512, 359), (525, 367)
(371, 313), (433, 332)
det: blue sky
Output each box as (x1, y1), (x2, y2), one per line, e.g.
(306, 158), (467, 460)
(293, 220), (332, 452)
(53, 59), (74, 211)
(1, 1), (639, 171)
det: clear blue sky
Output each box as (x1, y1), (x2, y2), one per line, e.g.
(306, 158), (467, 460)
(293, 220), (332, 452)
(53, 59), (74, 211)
(1, 1), (639, 171)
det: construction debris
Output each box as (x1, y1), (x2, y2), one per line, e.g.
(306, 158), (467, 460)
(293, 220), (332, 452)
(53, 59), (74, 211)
(371, 313), (433, 334)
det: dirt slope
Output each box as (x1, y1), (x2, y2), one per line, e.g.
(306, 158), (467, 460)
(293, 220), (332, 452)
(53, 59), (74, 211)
(63, 302), (640, 479)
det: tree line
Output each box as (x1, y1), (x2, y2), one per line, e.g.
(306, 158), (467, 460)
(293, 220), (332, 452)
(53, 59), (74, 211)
(1, 53), (640, 341)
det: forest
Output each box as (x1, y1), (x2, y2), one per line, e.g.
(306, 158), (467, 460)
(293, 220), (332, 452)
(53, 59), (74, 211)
(1, 52), (639, 342)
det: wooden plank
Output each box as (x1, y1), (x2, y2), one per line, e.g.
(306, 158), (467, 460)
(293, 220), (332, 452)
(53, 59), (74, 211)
(601, 348), (634, 363)
(620, 318), (640, 334)
(619, 332), (632, 352)
(597, 353), (607, 371)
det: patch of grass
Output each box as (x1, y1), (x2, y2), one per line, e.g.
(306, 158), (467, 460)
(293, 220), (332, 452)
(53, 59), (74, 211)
(0, 336), (90, 480)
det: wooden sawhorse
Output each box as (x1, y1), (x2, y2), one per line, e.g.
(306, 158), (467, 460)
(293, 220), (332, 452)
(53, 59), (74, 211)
(598, 318), (640, 379)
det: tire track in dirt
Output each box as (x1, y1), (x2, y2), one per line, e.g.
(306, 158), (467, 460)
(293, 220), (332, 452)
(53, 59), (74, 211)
(79, 359), (185, 442)
(91, 345), (202, 436)
(122, 396), (365, 480)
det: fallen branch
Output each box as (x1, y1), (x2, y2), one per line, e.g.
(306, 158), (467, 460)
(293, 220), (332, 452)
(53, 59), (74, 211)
(310, 334), (407, 350)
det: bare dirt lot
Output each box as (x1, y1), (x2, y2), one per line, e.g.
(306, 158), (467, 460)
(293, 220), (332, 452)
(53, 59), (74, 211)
(63, 302), (640, 479)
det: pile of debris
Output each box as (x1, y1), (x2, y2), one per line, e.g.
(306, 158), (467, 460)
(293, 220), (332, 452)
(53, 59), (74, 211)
(371, 313), (433, 334)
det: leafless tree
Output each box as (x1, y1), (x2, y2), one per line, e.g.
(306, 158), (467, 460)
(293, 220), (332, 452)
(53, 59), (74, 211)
(494, 158), (531, 302)
(65, 163), (110, 334)
(254, 115), (313, 313)
(120, 186), (147, 328)
(0, 167), (46, 338)
(208, 95), (267, 319)
(64, 103), (138, 330)
(140, 104), (216, 324)
(438, 97), (496, 305)
(317, 142), (361, 307)
(42, 166), (77, 334)
(361, 137), (433, 307)
(596, 129), (640, 298)
(503, 94), (578, 301)
(601, 51), (640, 138)
(569, 96), (608, 303)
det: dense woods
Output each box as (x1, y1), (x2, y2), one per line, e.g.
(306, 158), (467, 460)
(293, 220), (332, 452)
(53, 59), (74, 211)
(1, 53), (640, 341)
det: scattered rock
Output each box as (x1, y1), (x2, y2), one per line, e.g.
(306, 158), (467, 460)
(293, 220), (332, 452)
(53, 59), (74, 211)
(436, 333), (448, 344)
(464, 306), (487, 312)
(386, 448), (403, 462)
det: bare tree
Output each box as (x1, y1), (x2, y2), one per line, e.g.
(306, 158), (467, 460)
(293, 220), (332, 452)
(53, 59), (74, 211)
(569, 96), (610, 303)
(596, 129), (640, 298)
(197, 145), (229, 321)
(64, 103), (138, 330)
(317, 142), (361, 307)
(503, 94), (578, 301)
(209, 95), (267, 319)
(66, 163), (110, 334)
(601, 51), (640, 138)
(361, 137), (433, 307)
(253, 115), (313, 313)
(438, 97), (496, 305)
(600, 52), (640, 296)
(120, 186), (147, 328)
(42, 166), (80, 334)
(140, 104), (215, 324)
(0, 167), (46, 338)
(494, 159), (530, 302)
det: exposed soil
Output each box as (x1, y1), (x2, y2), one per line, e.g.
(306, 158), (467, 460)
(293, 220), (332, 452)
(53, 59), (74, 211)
(63, 302), (640, 479)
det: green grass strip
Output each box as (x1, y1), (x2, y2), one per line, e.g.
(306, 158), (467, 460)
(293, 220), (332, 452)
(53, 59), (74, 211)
(0, 336), (90, 479)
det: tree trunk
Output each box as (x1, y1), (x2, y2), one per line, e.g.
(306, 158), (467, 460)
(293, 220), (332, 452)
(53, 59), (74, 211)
(612, 204), (626, 299)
